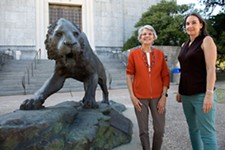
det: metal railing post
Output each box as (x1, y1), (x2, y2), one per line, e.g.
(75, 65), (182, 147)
(27, 68), (30, 85)
(31, 63), (34, 77)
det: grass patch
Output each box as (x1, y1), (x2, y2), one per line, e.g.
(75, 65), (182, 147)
(216, 88), (225, 104)
(216, 72), (225, 104)
(217, 72), (225, 81)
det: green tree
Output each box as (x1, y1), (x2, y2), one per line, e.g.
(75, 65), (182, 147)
(207, 13), (225, 69)
(122, 0), (190, 51)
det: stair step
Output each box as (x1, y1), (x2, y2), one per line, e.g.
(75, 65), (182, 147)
(0, 52), (127, 96)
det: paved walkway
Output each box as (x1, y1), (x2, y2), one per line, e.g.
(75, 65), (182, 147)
(0, 84), (224, 150)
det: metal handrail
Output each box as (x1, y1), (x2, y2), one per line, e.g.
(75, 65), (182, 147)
(22, 49), (41, 95)
(0, 49), (13, 67)
(110, 49), (129, 67)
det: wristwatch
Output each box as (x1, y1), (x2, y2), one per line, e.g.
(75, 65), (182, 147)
(162, 93), (168, 97)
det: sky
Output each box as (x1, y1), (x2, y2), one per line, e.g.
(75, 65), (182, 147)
(177, 0), (205, 10)
(177, 0), (222, 15)
(177, 0), (198, 5)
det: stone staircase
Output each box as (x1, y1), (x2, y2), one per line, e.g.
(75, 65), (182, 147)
(0, 52), (127, 96)
(0, 60), (31, 96)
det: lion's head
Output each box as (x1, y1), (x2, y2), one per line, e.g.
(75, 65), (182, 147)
(44, 18), (88, 67)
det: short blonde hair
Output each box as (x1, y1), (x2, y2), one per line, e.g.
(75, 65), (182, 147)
(137, 25), (158, 43)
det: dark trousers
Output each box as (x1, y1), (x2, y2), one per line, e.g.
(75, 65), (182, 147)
(135, 98), (165, 150)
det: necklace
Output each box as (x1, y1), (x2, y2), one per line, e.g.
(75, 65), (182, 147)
(141, 47), (155, 73)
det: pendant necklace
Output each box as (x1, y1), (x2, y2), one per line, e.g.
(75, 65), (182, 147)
(142, 47), (155, 73)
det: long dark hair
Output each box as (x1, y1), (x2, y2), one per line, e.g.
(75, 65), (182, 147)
(184, 12), (208, 36)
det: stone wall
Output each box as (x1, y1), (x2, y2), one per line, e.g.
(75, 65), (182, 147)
(118, 45), (181, 70)
(0, 0), (36, 46)
(94, 0), (161, 48)
(155, 45), (181, 70)
(0, 45), (36, 60)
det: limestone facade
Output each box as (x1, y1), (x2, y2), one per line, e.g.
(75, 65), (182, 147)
(0, 0), (165, 59)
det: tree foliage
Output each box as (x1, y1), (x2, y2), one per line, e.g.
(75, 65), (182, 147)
(198, 0), (225, 69)
(122, 0), (190, 51)
(208, 13), (225, 54)
(207, 13), (225, 68)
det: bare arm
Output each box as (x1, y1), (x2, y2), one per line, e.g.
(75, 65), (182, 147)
(158, 86), (168, 114)
(126, 74), (135, 98)
(202, 36), (217, 113)
(126, 74), (142, 112)
(202, 36), (217, 92)
(176, 43), (185, 103)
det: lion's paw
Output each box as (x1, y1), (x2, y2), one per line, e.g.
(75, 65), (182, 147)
(82, 99), (99, 109)
(20, 99), (44, 110)
(101, 99), (109, 104)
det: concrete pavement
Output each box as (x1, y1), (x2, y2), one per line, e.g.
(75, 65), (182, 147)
(0, 84), (224, 150)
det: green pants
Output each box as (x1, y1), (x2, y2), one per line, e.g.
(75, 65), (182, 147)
(181, 93), (218, 150)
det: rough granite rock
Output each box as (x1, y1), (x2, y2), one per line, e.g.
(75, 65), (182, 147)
(0, 100), (133, 150)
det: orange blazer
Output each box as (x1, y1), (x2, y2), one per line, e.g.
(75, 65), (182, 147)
(126, 47), (170, 99)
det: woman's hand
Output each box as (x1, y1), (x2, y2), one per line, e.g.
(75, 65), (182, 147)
(203, 93), (214, 113)
(131, 96), (142, 112)
(157, 96), (166, 114)
(176, 93), (182, 103)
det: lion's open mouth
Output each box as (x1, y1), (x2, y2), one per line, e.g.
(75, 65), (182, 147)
(66, 53), (73, 59)
(62, 52), (76, 67)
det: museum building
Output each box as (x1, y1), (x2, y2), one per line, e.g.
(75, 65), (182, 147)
(0, 0), (166, 59)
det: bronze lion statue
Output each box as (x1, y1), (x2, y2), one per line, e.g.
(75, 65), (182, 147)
(20, 18), (109, 110)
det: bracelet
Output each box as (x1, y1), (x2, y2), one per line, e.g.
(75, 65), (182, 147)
(206, 89), (214, 94)
(162, 93), (168, 97)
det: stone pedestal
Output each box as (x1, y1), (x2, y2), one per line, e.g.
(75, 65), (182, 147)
(0, 100), (133, 150)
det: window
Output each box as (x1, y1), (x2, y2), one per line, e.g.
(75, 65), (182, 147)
(49, 4), (82, 30)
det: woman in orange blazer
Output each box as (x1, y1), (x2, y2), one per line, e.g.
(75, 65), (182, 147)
(126, 25), (170, 150)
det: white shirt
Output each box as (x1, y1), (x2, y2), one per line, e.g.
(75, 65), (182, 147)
(146, 52), (151, 72)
